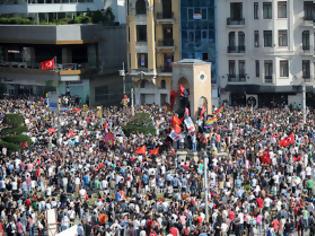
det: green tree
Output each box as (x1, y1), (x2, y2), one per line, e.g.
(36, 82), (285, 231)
(123, 112), (156, 137)
(0, 113), (31, 152)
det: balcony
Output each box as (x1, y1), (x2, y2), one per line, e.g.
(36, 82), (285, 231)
(302, 45), (310, 51)
(264, 76), (273, 83)
(158, 66), (172, 75)
(156, 12), (175, 23)
(157, 39), (175, 51)
(227, 18), (245, 26)
(227, 45), (245, 53)
(228, 74), (246, 82)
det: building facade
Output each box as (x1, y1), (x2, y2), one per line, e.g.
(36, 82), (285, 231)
(127, 0), (180, 106)
(181, 0), (215, 79)
(0, 0), (127, 106)
(217, 0), (315, 107)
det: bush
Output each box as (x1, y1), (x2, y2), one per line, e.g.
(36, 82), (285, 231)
(2, 134), (32, 145)
(123, 112), (156, 137)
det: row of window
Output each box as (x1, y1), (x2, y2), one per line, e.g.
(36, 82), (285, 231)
(137, 53), (173, 70)
(231, 1), (313, 20)
(228, 30), (311, 49)
(228, 60), (311, 79)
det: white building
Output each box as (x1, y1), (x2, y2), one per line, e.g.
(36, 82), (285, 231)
(216, 0), (315, 107)
(0, 0), (126, 24)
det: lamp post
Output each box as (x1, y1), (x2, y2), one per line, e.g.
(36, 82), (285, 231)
(119, 62), (126, 94)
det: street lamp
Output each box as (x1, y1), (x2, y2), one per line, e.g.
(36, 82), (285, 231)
(203, 150), (209, 223)
(119, 62), (126, 94)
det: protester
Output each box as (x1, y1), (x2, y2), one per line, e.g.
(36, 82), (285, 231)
(0, 98), (314, 236)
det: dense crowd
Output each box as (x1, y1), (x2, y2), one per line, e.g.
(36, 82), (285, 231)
(0, 98), (314, 236)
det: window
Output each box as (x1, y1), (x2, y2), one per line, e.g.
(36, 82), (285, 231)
(230, 2), (243, 20)
(264, 60), (273, 76)
(278, 30), (288, 47)
(302, 31), (310, 50)
(137, 53), (148, 68)
(280, 60), (289, 77)
(229, 32), (236, 46)
(302, 60), (310, 79)
(264, 60), (273, 82)
(136, 0), (146, 15)
(278, 1), (287, 18)
(254, 30), (259, 47)
(304, 1), (313, 20)
(255, 60), (260, 77)
(160, 80), (166, 89)
(254, 2), (259, 19)
(229, 60), (236, 75)
(238, 32), (245, 47)
(264, 30), (273, 47)
(136, 25), (147, 42)
(239, 60), (246, 75)
(263, 2), (272, 19)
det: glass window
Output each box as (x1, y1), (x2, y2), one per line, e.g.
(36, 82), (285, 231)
(264, 61), (273, 76)
(137, 53), (148, 68)
(278, 1), (287, 18)
(161, 80), (166, 89)
(302, 60), (310, 78)
(229, 32), (235, 46)
(188, 8), (193, 20)
(280, 60), (289, 77)
(239, 60), (246, 75)
(302, 31), (310, 50)
(136, 0), (146, 15)
(264, 30), (272, 47)
(255, 60), (260, 77)
(304, 1), (313, 20)
(278, 30), (288, 47)
(263, 2), (272, 19)
(202, 8), (207, 20)
(254, 2), (259, 19)
(230, 2), (243, 19)
(136, 25), (147, 42)
(254, 30), (259, 47)
(238, 32), (245, 47)
(229, 60), (236, 75)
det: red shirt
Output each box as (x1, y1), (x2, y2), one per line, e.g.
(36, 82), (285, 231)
(229, 210), (235, 221)
(169, 227), (179, 236)
(256, 197), (264, 209)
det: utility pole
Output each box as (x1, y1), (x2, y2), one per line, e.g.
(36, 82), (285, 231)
(204, 153), (209, 223)
(131, 88), (135, 117)
(302, 83), (306, 124)
(122, 62), (126, 94)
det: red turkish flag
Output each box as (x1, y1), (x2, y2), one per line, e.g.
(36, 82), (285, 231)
(135, 145), (146, 155)
(149, 147), (159, 156)
(40, 58), (55, 70)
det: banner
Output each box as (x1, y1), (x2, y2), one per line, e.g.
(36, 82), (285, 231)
(40, 58), (55, 70)
(184, 117), (195, 133)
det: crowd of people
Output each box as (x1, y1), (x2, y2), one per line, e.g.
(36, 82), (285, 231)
(0, 98), (314, 236)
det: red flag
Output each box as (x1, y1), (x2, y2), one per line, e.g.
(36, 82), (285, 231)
(199, 105), (206, 120)
(261, 149), (271, 165)
(40, 58), (55, 70)
(172, 115), (182, 126)
(287, 133), (295, 145)
(170, 90), (177, 110)
(179, 84), (185, 97)
(174, 124), (182, 134)
(135, 145), (146, 155)
(67, 129), (76, 138)
(213, 105), (224, 115)
(48, 128), (56, 135)
(149, 147), (159, 156)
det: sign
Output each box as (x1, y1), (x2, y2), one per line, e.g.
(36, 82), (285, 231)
(184, 117), (195, 133)
(47, 92), (58, 112)
(46, 209), (57, 236)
